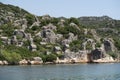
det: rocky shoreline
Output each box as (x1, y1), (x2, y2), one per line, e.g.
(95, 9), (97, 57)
(0, 57), (119, 65)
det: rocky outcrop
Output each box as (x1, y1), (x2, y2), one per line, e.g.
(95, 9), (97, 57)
(82, 38), (95, 50)
(29, 43), (37, 51)
(0, 60), (8, 65)
(63, 49), (90, 63)
(70, 22), (80, 31)
(13, 29), (26, 38)
(93, 56), (115, 63)
(56, 34), (63, 42)
(41, 25), (56, 43)
(29, 57), (43, 65)
(19, 59), (28, 65)
(54, 46), (62, 54)
(68, 33), (78, 42)
(13, 18), (28, 30)
(19, 57), (43, 65)
(104, 38), (117, 53)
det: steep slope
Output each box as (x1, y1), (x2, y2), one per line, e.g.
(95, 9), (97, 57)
(0, 3), (120, 64)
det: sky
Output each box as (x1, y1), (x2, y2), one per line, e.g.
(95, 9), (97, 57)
(0, 0), (120, 19)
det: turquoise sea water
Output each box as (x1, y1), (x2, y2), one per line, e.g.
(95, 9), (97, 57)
(0, 63), (120, 80)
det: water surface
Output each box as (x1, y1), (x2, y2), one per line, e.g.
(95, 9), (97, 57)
(0, 63), (120, 80)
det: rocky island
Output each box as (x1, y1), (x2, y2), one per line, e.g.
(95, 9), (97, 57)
(0, 3), (120, 65)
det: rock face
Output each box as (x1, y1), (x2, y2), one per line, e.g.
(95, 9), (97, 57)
(93, 56), (115, 63)
(62, 49), (90, 63)
(82, 39), (95, 50)
(91, 49), (104, 60)
(104, 38), (116, 53)
(90, 47), (116, 63)
(41, 24), (56, 43)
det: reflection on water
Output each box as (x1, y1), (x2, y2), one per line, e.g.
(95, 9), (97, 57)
(0, 63), (120, 80)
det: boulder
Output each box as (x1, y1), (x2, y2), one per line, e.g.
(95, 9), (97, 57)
(0, 61), (3, 65)
(3, 60), (8, 65)
(29, 57), (43, 65)
(55, 57), (69, 64)
(33, 57), (43, 61)
(19, 59), (28, 65)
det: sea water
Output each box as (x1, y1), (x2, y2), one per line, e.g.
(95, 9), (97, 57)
(0, 63), (120, 80)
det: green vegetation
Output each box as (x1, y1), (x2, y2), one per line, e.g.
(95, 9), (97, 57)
(25, 14), (35, 26)
(70, 40), (83, 51)
(95, 42), (101, 48)
(0, 50), (22, 64)
(107, 51), (117, 59)
(0, 23), (14, 37)
(113, 38), (120, 50)
(40, 53), (57, 62)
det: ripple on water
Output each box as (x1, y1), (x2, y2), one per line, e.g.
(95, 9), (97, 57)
(0, 63), (120, 80)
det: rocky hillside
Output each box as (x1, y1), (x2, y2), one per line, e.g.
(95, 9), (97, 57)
(0, 3), (120, 64)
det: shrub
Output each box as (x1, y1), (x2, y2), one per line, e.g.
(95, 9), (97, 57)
(0, 50), (22, 64)
(40, 53), (57, 62)
(70, 40), (83, 51)
(46, 54), (57, 62)
(95, 42), (101, 48)
(25, 14), (35, 26)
